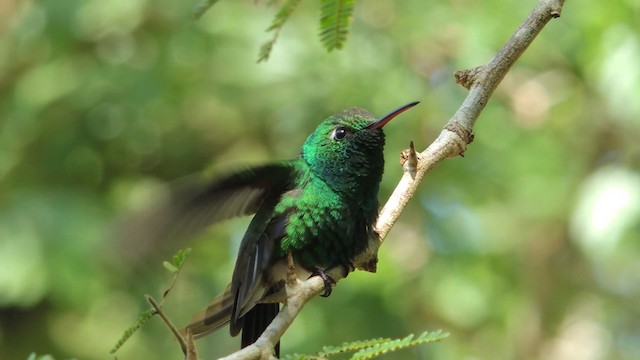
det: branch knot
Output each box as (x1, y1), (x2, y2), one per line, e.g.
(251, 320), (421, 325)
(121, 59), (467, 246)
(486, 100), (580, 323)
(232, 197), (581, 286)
(444, 122), (474, 157)
(454, 66), (484, 90)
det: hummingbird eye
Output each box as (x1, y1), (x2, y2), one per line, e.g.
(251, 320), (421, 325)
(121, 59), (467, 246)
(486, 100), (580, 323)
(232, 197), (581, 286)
(331, 127), (348, 141)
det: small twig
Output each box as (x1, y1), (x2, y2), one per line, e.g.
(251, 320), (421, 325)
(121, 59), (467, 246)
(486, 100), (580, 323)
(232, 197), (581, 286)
(184, 328), (200, 360)
(161, 248), (191, 305)
(400, 141), (419, 178)
(146, 295), (188, 355)
(161, 269), (181, 304)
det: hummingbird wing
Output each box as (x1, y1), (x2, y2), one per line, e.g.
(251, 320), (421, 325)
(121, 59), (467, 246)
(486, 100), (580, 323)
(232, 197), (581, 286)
(117, 163), (296, 264)
(183, 186), (298, 345)
(175, 163), (299, 336)
(230, 199), (288, 334)
(187, 194), (286, 338)
(182, 201), (286, 338)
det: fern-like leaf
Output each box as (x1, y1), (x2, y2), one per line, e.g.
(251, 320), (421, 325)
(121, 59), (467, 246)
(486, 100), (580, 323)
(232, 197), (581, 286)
(110, 309), (155, 354)
(258, 0), (303, 62)
(282, 355), (319, 360)
(319, 0), (354, 51)
(350, 330), (449, 359)
(319, 337), (392, 357)
(283, 330), (448, 359)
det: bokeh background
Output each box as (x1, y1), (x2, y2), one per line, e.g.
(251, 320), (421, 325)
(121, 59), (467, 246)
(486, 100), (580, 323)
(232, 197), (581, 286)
(1, 0), (639, 359)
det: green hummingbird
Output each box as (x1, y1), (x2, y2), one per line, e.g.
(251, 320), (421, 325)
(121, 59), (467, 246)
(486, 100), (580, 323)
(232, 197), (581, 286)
(162, 102), (418, 355)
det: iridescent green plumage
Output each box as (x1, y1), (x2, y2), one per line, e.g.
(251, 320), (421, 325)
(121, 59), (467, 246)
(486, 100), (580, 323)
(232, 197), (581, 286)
(171, 102), (419, 354)
(277, 107), (388, 269)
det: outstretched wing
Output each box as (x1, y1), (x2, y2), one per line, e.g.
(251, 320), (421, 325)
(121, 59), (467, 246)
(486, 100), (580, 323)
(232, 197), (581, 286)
(116, 163), (296, 265)
(164, 163), (295, 234)
(183, 180), (298, 341)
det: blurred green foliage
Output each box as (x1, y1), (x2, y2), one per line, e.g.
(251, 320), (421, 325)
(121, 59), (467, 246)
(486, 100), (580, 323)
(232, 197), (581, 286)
(283, 330), (449, 359)
(1, 0), (639, 359)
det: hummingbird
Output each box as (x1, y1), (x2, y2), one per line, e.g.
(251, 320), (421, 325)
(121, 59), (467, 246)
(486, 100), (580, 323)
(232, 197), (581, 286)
(155, 102), (418, 355)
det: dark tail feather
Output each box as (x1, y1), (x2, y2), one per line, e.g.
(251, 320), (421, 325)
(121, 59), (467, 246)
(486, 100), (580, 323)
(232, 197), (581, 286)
(183, 285), (234, 339)
(241, 302), (280, 357)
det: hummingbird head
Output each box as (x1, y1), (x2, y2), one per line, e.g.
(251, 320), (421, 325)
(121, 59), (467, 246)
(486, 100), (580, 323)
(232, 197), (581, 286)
(301, 102), (418, 198)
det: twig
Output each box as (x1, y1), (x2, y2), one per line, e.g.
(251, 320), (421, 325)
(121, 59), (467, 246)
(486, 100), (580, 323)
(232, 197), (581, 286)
(219, 0), (566, 358)
(185, 328), (200, 360)
(146, 295), (188, 354)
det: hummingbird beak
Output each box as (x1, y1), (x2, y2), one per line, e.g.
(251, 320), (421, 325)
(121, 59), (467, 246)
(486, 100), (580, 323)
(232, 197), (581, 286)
(366, 101), (420, 130)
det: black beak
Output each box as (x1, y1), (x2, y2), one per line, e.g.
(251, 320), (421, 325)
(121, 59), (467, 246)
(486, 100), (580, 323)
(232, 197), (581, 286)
(365, 101), (420, 130)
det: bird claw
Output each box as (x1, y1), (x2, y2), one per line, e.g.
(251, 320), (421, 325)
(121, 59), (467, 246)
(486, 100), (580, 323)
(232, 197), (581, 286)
(310, 268), (336, 297)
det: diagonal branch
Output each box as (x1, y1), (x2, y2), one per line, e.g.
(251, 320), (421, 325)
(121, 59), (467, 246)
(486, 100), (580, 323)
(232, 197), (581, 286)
(375, 0), (565, 244)
(218, 0), (566, 358)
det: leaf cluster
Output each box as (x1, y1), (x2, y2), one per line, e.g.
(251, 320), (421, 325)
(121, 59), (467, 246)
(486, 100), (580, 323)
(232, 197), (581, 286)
(192, 0), (356, 61)
(318, 0), (354, 52)
(283, 330), (449, 359)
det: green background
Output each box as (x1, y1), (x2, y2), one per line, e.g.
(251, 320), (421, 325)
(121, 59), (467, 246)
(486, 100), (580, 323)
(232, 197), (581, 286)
(1, 0), (639, 359)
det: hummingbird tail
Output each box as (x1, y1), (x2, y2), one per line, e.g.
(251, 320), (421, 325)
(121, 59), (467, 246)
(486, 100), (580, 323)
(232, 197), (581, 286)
(241, 302), (280, 356)
(183, 285), (281, 357)
(183, 284), (234, 338)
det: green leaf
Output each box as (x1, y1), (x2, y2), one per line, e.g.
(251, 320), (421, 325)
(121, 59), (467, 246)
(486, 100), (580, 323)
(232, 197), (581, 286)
(350, 330), (449, 359)
(258, 0), (303, 62)
(283, 330), (448, 360)
(319, 0), (355, 51)
(319, 337), (392, 356)
(110, 309), (156, 354)
(172, 248), (191, 268)
(163, 261), (178, 273)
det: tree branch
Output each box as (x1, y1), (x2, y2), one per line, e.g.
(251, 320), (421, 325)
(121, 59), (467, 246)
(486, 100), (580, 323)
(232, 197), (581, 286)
(218, 0), (565, 358)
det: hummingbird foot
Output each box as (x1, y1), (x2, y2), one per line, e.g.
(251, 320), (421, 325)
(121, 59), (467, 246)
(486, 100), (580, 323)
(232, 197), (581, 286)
(310, 268), (336, 297)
